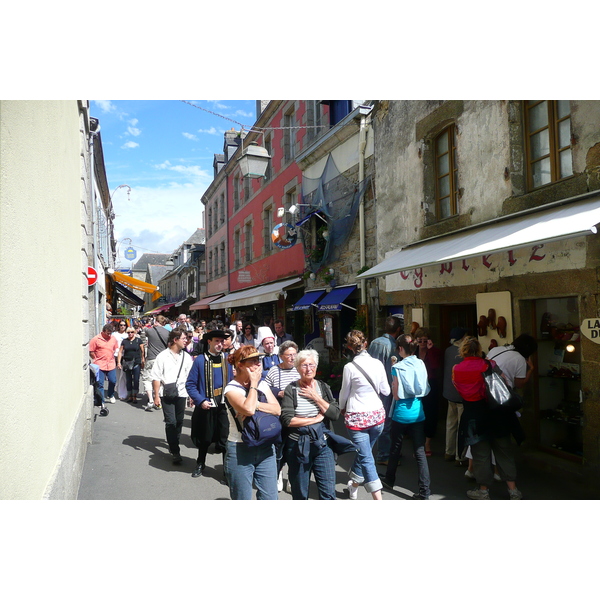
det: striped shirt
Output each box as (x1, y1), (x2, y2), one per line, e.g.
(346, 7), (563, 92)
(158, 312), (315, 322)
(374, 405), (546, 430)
(264, 365), (300, 396)
(287, 381), (323, 441)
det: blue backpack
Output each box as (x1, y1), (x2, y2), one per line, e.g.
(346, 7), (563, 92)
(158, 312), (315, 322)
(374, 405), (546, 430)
(225, 386), (282, 448)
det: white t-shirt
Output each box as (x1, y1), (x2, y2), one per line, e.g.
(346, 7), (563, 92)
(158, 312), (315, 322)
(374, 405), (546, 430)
(486, 345), (526, 388)
(224, 380), (272, 443)
(150, 348), (193, 397)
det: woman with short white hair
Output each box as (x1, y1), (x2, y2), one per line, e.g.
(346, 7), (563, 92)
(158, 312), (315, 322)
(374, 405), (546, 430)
(280, 349), (341, 499)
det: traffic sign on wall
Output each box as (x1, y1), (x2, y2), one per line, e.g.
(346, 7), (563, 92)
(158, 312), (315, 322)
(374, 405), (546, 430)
(87, 266), (98, 286)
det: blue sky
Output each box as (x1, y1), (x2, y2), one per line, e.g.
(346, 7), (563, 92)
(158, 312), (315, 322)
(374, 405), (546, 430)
(92, 99), (257, 264)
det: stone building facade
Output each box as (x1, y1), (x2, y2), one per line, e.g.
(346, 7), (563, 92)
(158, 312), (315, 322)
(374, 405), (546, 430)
(359, 100), (600, 486)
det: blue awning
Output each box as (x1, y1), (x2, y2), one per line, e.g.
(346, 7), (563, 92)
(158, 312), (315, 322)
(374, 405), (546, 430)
(292, 289), (326, 311)
(316, 285), (357, 311)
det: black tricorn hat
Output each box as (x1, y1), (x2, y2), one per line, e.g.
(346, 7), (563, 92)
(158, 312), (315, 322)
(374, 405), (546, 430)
(203, 329), (227, 341)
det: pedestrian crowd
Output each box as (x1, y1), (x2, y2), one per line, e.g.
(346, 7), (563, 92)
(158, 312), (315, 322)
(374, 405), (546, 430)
(88, 312), (535, 500)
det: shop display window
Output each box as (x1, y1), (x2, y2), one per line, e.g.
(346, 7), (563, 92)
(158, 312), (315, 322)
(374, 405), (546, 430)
(535, 297), (582, 459)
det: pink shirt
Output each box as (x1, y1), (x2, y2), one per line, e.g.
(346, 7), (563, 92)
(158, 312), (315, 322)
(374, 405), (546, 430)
(89, 334), (118, 371)
(452, 356), (492, 402)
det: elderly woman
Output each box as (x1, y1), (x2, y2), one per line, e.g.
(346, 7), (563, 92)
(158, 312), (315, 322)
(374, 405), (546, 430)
(383, 334), (432, 499)
(339, 330), (389, 500)
(117, 326), (145, 403)
(281, 349), (341, 500)
(453, 336), (524, 500)
(264, 341), (300, 491)
(223, 345), (281, 500)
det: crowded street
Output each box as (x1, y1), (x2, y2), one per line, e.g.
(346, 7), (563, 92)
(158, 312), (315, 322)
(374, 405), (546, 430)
(78, 375), (597, 501)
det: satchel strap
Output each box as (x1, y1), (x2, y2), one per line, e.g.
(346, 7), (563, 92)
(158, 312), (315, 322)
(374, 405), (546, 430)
(173, 352), (185, 384)
(351, 360), (380, 396)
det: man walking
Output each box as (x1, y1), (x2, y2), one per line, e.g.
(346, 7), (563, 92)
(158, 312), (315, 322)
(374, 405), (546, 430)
(274, 319), (293, 346)
(367, 315), (403, 465)
(141, 315), (170, 411)
(151, 328), (193, 464)
(186, 330), (233, 479)
(89, 324), (119, 408)
(443, 327), (468, 464)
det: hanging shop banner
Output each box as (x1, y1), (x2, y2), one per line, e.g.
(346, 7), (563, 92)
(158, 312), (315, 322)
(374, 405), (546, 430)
(271, 223), (297, 249)
(124, 247), (137, 261)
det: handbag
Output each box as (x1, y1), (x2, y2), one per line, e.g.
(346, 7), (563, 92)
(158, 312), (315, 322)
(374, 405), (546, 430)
(162, 353), (185, 398)
(225, 385), (282, 448)
(123, 359), (135, 372)
(483, 360), (523, 411)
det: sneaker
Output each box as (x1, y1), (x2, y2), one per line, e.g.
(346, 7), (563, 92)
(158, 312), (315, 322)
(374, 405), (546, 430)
(172, 454), (183, 465)
(464, 469), (476, 480)
(346, 480), (358, 500)
(144, 402), (153, 412)
(467, 488), (490, 500)
(412, 493), (429, 500)
(494, 473), (502, 482)
(106, 396), (116, 404)
(277, 470), (283, 492)
(508, 487), (523, 500)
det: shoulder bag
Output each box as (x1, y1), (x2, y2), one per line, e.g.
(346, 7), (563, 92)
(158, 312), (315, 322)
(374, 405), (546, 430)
(483, 360), (523, 412)
(162, 353), (185, 398)
(225, 384), (282, 448)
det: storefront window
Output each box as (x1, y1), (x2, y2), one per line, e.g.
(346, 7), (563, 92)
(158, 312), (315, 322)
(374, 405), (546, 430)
(535, 297), (582, 459)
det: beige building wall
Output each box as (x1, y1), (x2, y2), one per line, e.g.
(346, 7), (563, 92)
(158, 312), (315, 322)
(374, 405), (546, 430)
(0, 101), (92, 499)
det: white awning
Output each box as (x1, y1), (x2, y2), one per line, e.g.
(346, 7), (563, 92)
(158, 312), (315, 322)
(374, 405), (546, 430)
(357, 195), (600, 279)
(208, 278), (302, 310)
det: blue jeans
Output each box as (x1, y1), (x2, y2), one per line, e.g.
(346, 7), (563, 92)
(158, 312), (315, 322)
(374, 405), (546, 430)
(96, 368), (116, 403)
(125, 364), (141, 394)
(285, 438), (337, 500)
(347, 423), (384, 493)
(225, 441), (279, 500)
(385, 419), (431, 498)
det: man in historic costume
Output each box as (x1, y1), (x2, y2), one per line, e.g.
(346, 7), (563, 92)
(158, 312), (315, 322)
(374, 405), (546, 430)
(186, 330), (234, 479)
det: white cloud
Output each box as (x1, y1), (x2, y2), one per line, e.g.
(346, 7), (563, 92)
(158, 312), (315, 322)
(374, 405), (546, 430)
(235, 109), (254, 118)
(121, 141), (139, 149)
(183, 132), (198, 141)
(153, 160), (212, 185)
(198, 127), (219, 135)
(126, 119), (141, 137)
(94, 100), (117, 113)
(112, 184), (207, 256)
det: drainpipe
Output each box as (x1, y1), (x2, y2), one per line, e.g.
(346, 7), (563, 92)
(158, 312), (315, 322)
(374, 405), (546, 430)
(358, 110), (369, 306)
(89, 117), (101, 334)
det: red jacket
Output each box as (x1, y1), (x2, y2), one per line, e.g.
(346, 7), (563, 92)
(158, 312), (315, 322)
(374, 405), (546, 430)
(452, 356), (491, 402)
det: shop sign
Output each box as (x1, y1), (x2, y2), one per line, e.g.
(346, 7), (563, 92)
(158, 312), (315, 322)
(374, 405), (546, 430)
(387, 238), (586, 292)
(580, 319), (600, 344)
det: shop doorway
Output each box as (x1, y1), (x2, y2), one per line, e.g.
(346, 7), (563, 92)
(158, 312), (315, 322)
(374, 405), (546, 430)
(438, 304), (478, 348)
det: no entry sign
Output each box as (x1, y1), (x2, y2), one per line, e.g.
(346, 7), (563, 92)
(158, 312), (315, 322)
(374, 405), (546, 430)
(87, 266), (98, 286)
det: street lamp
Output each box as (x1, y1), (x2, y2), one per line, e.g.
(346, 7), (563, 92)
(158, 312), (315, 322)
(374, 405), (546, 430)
(281, 203), (328, 224)
(237, 141), (271, 179)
